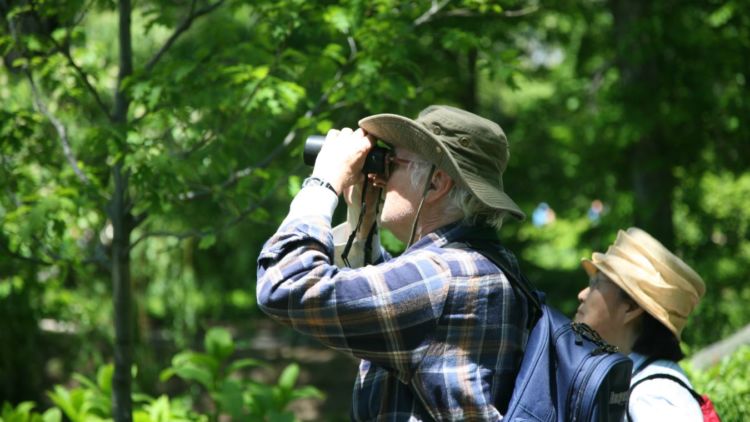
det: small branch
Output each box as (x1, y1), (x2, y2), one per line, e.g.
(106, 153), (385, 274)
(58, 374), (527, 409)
(501, 5), (540, 17)
(181, 35), (359, 200)
(54, 42), (111, 117)
(414, 0), (452, 27)
(25, 73), (91, 185)
(130, 165), (297, 250)
(5, 10), (91, 186)
(0, 242), (55, 266)
(27, 1), (110, 118)
(72, 0), (95, 27)
(145, 0), (225, 73)
(416, 3), (539, 26)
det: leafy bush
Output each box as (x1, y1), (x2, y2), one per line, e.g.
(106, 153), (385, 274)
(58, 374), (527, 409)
(0, 402), (60, 422)
(1, 328), (323, 422)
(686, 346), (750, 421)
(160, 327), (324, 420)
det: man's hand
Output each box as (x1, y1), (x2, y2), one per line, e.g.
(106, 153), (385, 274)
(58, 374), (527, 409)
(311, 128), (373, 195)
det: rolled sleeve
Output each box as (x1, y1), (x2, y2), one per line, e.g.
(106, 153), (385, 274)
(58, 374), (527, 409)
(257, 221), (449, 379)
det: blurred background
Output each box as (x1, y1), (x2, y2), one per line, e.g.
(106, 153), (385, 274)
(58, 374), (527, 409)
(1, 0), (748, 420)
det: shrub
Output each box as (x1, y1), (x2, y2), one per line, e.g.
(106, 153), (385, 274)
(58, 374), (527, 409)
(686, 345), (750, 421)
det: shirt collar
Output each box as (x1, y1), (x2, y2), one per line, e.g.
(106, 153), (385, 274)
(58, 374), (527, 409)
(629, 352), (649, 374)
(404, 220), (500, 252)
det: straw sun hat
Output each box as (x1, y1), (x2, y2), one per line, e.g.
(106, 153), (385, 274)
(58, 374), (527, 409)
(359, 105), (525, 220)
(582, 227), (705, 340)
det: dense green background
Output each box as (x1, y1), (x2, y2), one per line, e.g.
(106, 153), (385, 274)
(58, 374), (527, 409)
(1, 0), (748, 420)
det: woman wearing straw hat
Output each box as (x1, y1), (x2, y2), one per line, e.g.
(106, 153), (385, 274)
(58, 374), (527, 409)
(574, 227), (705, 421)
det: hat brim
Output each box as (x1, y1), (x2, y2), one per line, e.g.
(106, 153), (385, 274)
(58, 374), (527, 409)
(359, 113), (525, 220)
(581, 257), (682, 339)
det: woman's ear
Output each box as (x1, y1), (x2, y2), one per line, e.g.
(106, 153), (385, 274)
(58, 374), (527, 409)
(425, 169), (454, 203)
(623, 302), (645, 325)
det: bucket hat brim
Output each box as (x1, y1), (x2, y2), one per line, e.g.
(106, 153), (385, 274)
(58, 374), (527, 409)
(359, 113), (525, 220)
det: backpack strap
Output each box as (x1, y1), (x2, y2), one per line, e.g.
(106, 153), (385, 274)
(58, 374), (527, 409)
(631, 373), (704, 403)
(626, 372), (705, 421)
(444, 240), (542, 327)
(632, 356), (660, 376)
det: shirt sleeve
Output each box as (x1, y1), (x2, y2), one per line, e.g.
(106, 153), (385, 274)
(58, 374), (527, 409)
(627, 377), (703, 422)
(256, 189), (448, 379)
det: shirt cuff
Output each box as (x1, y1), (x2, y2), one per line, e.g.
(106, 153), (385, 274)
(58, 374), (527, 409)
(281, 185), (339, 226)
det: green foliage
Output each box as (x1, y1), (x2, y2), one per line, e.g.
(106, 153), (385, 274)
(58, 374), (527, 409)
(686, 346), (750, 421)
(1, 328), (322, 421)
(0, 402), (61, 422)
(46, 363), (204, 422)
(2, 0), (750, 419)
(160, 327), (324, 421)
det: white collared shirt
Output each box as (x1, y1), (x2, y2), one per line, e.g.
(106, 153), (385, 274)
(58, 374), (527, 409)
(626, 352), (702, 421)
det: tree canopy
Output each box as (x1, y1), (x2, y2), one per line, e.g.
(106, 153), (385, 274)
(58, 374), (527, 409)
(1, 0), (749, 420)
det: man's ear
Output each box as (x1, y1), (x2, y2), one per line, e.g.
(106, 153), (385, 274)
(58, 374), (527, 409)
(425, 169), (454, 203)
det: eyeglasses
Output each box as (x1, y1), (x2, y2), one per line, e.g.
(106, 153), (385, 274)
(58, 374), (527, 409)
(386, 154), (426, 177)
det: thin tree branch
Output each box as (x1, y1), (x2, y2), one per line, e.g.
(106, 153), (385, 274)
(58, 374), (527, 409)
(25, 74), (92, 185)
(129, 164), (298, 250)
(414, 0), (452, 26)
(501, 5), (540, 17)
(145, 0), (225, 73)
(72, 0), (95, 27)
(0, 230), (109, 269)
(27, 1), (110, 118)
(181, 35), (359, 200)
(53, 41), (110, 117)
(415, 2), (539, 26)
(5, 10), (92, 186)
(0, 241), (55, 266)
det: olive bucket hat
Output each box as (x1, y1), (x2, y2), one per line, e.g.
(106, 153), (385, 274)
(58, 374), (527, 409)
(358, 105), (525, 220)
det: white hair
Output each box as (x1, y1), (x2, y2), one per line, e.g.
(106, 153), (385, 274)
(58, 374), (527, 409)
(408, 161), (507, 230)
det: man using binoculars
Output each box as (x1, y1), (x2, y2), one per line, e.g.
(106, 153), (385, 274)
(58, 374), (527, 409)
(256, 105), (532, 421)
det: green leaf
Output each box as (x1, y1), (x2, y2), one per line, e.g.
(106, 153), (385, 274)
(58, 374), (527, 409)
(204, 327), (234, 361)
(277, 363), (299, 391)
(96, 364), (114, 395)
(198, 234), (216, 250)
(173, 365), (213, 390)
(267, 410), (295, 422)
(290, 385), (325, 401)
(42, 408), (62, 422)
(216, 379), (245, 419)
(227, 358), (267, 374)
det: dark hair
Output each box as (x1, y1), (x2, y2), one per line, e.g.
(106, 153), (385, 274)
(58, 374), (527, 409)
(620, 288), (685, 361)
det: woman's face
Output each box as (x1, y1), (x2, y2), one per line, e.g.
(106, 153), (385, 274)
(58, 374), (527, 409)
(574, 272), (635, 348)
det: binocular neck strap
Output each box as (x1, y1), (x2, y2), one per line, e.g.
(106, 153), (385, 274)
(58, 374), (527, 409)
(341, 179), (382, 267)
(407, 164), (437, 248)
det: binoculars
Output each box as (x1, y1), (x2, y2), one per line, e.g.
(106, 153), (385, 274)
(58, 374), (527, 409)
(303, 135), (390, 175)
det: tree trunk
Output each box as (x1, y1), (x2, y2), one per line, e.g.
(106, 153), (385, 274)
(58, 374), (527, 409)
(109, 166), (133, 422)
(610, 0), (676, 247)
(459, 47), (478, 111)
(631, 136), (675, 248)
(110, 0), (133, 421)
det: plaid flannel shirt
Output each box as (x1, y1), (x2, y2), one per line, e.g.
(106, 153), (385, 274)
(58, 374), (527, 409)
(257, 214), (531, 421)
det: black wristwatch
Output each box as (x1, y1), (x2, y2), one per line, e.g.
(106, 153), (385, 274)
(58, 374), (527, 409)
(301, 176), (338, 196)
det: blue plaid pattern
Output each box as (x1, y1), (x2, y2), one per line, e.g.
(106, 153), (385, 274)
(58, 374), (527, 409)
(257, 217), (531, 421)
